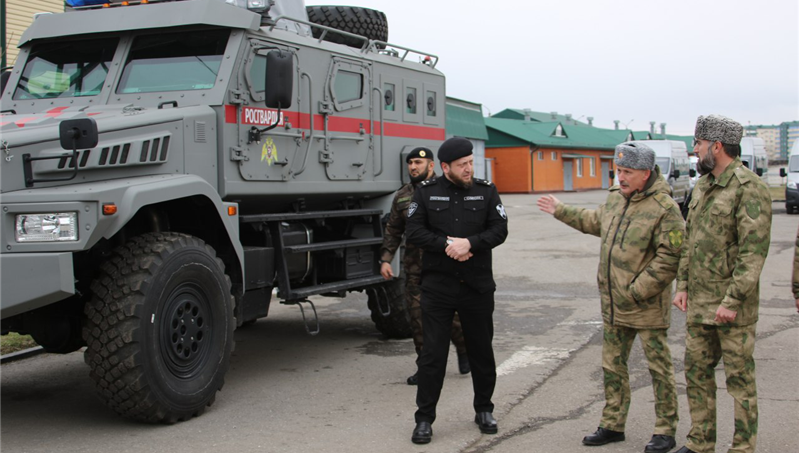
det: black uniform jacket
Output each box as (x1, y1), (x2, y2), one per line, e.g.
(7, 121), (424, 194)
(406, 175), (508, 294)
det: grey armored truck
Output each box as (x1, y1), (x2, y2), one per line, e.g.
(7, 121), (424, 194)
(0, 0), (446, 423)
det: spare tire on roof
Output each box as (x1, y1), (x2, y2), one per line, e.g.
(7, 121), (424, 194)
(306, 6), (388, 48)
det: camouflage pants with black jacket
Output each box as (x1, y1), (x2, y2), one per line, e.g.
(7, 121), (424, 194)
(684, 323), (757, 453)
(600, 323), (678, 436)
(406, 270), (466, 355)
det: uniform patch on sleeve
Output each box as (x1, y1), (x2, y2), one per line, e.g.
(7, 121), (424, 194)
(745, 199), (761, 219)
(496, 204), (507, 219)
(397, 196), (412, 203)
(408, 202), (418, 217)
(668, 230), (683, 248)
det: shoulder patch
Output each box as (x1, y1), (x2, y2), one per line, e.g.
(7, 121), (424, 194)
(420, 178), (437, 187)
(745, 199), (761, 220)
(475, 178), (493, 186)
(668, 230), (684, 248)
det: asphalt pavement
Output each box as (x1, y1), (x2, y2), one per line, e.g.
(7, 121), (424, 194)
(1, 190), (797, 453)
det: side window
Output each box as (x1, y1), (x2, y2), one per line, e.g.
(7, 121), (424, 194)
(551, 151), (557, 160)
(425, 90), (436, 116)
(328, 59), (367, 112)
(384, 82), (395, 111)
(406, 86), (417, 114)
(334, 70), (362, 103)
(250, 54), (267, 94)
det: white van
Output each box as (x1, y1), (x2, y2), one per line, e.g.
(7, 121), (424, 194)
(740, 137), (768, 183)
(780, 140), (799, 214)
(688, 155), (699, 191)
(622, 140), (692, 204)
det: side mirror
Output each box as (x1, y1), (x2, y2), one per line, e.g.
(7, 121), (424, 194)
(689, 169), (696, 178)
(608, 170), (615, 180)
(671, 169), (680, 179)
(264, 50), (293, 109)
(780, 168), (787, 177)
(59, 118), (98, 150)
(756, 168), (763, 177)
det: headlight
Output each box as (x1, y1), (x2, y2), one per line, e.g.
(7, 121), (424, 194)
(788, 181), (797, 190)
(15, 213), (78, 242)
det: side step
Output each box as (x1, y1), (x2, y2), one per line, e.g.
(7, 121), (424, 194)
(279, 275), (385, 300)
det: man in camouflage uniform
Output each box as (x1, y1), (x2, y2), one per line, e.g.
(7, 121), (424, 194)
(538, 142), (684, 453)
(672, 115), (772, 453)
(380, 146), (469, 385)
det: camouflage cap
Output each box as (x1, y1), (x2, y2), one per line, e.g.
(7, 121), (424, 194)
(614, 141), (655, 170)
(694, 114), (743, 145)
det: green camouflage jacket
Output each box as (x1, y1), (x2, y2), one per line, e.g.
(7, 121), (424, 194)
(555, 168), (684, 329)
(380, 181), (423, 273)
(794, 226), (799, 299)
(676, 158), (772, 326)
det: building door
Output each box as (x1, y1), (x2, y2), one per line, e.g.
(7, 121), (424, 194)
(601, 161), (610, 189)
(563, 160), (573, 191)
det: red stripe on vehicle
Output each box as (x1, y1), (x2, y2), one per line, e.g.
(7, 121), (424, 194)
(224, 106), (444, 140)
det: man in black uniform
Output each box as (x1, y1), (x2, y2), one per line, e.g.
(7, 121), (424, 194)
(406, 137), (509, 444)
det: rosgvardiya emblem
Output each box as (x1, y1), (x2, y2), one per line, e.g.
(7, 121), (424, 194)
(261, 137), (278, 165)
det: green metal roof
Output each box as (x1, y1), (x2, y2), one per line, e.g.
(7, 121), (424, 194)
(492, 108), (589, 126)
(485, 118), (625, 150)
(632, 131), (652, 140)
(445, 100), (488, 140)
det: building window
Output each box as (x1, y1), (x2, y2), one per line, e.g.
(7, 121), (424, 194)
(576, 158), (583, 177)
(537, 151), (543, 160)
(589, 157), (596, 176)
(551, 151), (557, 160)
(554, 124), (564, 137)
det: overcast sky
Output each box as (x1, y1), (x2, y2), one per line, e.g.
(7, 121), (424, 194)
(345, 0), (798, 135)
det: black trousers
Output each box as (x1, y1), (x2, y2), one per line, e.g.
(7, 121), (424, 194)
(414, 283), (496, 424)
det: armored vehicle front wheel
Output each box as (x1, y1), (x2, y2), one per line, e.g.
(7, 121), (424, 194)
(83, 232), (235, 423)
(367, 277), (412, 339)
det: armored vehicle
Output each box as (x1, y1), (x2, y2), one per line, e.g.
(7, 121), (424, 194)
(0, 0), (445, 423)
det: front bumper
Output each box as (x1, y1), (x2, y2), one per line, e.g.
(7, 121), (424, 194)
(1, 252), (75, 319)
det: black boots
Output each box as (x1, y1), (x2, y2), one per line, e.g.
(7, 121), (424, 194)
(582, 427), (625, 446)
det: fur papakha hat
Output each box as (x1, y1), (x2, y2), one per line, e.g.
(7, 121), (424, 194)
(614, 141), (655, 171)
(694, 114), (743, 145)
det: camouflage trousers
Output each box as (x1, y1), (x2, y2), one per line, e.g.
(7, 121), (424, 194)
(406, 271), (466, 355)
(600, 324), (678, 435)
(684, 323), (757, 453)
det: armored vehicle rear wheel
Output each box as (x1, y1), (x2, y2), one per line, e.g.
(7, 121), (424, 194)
(367, 278), (412, 339)
(306, 6), (388, 48)
(83, 232), (235, 423)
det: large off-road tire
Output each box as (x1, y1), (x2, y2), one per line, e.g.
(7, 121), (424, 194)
(83, 232), (235, 423)
(306, 6), (388, 48)
(367, 277), (412, 339)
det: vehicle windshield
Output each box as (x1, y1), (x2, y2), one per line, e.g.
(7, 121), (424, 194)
(741, 154), (753, 170)
(656, 157), (670, 174)
(117, 29), (229, 94)
(13, 37), (118, 100)
(790, 155), (799, 172)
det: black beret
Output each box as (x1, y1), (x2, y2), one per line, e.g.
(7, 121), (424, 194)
(406, 146), (434, 163)
(437, 137), (473, 164)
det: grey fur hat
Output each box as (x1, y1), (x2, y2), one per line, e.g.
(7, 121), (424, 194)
(694, 114), (743, 145)
(614, 142), (655, 171)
